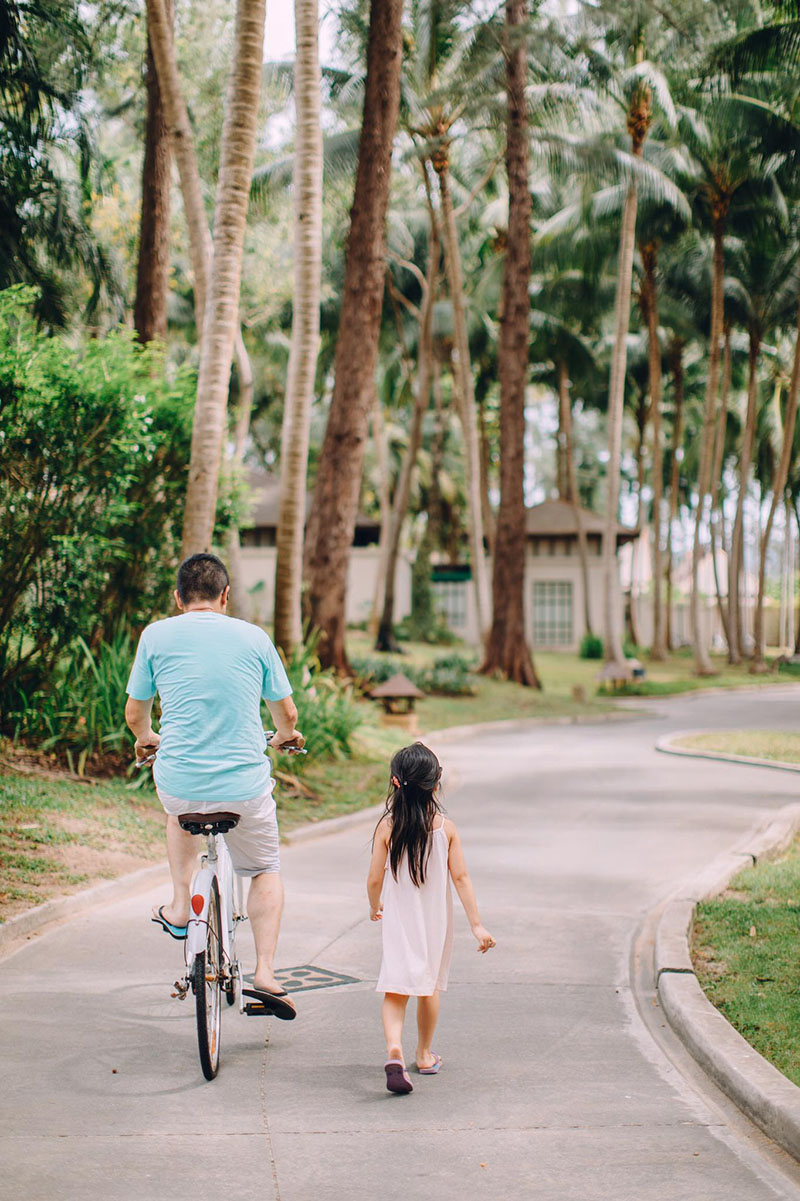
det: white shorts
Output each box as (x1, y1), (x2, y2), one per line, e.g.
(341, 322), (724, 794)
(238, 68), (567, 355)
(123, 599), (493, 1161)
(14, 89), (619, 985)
(156, 785), (281, 877)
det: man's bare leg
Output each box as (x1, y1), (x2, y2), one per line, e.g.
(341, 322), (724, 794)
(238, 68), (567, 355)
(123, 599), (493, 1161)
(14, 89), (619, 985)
(248, 871), (287, 994)
(153, 815), (198, 927)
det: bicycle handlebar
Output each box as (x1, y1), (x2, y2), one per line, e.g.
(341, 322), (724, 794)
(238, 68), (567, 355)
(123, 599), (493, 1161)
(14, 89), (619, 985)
(135, 733), (307, 769)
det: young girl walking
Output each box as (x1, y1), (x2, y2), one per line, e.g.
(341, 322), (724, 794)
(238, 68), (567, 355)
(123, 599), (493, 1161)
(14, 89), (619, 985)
(367, 742), (495, 1094)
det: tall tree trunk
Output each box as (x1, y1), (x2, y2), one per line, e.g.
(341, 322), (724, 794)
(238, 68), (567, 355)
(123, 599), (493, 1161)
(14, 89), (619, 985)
(145, 0), (212, 326)
(225, 347), (255, 617)
(690, 215), (726, 675)
(302, 0), (403, 672)
(375, 222), (439, 652)
(602, 85), (650, 664)
(180, 0), (266, 557)
(368, 395), (393, 637)
(481, 0), (540, 686)
(558, 360), (593, 636)
(477, 393), (496, 556)
(436, 161), (490, 640)
(708, 325), (731, 651)
(640, 244), (667, 659)
(665, 338), (684, 651)
(146, 0), (255, 565)
(273, 0), (323, 655)
(627, 390), (647, 650)
(752, 285), (800, 670)
(134, 0), (172, 345)
(728, 329), (760, 664)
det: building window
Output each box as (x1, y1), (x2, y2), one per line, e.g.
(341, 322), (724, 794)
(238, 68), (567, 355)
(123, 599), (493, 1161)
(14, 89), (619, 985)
(433, 580), (468, 630)
(532, 580), (573, 647)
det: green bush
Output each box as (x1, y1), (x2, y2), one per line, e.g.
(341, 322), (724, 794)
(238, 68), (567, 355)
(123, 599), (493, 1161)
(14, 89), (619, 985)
(579, 633), (604, 659)
(0, 286), (195, 720)
(350, 653), (476, 697)
(418, 653), (477, 696)
(280, 638), (362, 770)
(8, 626), (138, 775)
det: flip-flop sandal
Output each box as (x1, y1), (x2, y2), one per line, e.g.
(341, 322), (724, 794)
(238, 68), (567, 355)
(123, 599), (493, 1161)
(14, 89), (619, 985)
(242, 987), (297, 1021)
(417, 1054), (442, 1075)
(384, 1060), (413, 1094)
(151, 906), (187, 941)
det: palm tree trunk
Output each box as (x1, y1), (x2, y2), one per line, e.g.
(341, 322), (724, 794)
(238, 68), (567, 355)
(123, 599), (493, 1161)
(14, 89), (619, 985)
(375, 222), (439, 653)
(224, 345), (255, 618)
(145, 0), (212, 325)
(302, 0), (403, 672)
(708, 326), (731, 650)
(641, 245), (667, 660)
(752, 285), (800, 670)
(180, 0), (266, 557)
(437, 161), (490, 641)
(481, 0), (539, 686)
(273, 0), (323, 655)
(628, 391), (647, 650)
(558, 360), (594, 637)
(134, 0), (172, 345)
(690, 217), (726, 675)
(728, 331), (760, 663)
(665, 338), (684, 651)
(602, 183), (637, 665)
(602, 85), (650, 665)
(368, 396), (393, 637)
(147, 0), (256, 566)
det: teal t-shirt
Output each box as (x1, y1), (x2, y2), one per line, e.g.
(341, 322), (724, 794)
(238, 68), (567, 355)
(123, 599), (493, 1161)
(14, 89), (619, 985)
(126, 612), (292, 803)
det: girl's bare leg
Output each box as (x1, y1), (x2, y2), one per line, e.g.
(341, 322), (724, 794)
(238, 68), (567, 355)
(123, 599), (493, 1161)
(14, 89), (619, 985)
(382, 993), (410, 1062)
(416, 992), (440, 1070)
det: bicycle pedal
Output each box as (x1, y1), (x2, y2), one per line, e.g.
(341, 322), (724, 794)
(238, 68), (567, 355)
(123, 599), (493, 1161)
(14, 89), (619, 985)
(171, 979), (189, 1000)
(243, 1002), (270, 1016)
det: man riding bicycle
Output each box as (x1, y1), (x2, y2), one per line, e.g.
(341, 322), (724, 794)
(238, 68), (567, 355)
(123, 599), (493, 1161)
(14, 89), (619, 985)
(124, 552), (302, 1020)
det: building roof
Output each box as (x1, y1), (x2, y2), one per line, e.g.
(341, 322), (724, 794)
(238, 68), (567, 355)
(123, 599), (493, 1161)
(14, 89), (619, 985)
(525, 499), (637, 544)
(242, 467), (379, 532)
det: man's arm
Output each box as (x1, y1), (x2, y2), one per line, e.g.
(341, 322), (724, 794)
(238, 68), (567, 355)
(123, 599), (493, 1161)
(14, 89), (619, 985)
(266, 696), (303, 750)
(125, 696), (160, 759)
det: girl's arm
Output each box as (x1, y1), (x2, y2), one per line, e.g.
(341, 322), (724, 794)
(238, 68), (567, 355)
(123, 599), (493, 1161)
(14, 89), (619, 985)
(445, 819), (495, 953)
(366, 817), (390, 920)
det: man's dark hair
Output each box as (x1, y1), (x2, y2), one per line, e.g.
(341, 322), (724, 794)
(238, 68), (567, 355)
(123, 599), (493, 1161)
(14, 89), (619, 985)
(177, 553), (230, 604)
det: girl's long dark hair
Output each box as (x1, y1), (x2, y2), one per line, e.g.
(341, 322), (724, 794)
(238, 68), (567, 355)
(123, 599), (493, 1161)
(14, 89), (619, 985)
(378, 743), (443, 887)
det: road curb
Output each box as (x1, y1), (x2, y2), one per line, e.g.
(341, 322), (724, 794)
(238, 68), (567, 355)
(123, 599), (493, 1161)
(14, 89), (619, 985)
(656, 731), (800, 774)
(656, 802), (800, 1160)
(0, 861), (170, 960)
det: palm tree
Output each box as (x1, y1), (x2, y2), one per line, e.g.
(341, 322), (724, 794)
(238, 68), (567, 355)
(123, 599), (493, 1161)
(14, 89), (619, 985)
(302, 0), (404, 672)
(134, 0), (172, 344)
(678, 95), (788, 672)
(273, 0), (323, 656)
(482, 0), (539, 685)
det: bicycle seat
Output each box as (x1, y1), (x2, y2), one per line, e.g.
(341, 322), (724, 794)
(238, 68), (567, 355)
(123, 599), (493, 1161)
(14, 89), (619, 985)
(178, 811), (241, 836)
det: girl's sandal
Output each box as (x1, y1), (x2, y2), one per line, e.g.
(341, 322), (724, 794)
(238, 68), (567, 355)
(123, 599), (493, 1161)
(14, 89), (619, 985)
(384, 1060), (413, 1093)
(417, 1053), (442, 1075)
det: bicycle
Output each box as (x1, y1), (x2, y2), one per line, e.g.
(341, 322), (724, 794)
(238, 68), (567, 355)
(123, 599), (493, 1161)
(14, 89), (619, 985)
(137, 734), (306, 1080)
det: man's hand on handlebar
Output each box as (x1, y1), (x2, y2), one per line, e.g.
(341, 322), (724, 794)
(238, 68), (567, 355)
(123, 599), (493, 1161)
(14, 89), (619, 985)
(266, 729), (306, 755)
(134, 731), (160, 767)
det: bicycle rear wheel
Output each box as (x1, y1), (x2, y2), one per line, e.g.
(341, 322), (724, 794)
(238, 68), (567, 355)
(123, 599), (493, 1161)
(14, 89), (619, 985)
(193, 877), (222, 1080)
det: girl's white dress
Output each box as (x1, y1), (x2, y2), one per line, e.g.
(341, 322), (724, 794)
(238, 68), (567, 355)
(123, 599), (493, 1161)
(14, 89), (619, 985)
(376, 818), (454, 997)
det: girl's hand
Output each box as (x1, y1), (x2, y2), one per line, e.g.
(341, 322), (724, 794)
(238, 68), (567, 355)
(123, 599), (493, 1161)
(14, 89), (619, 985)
(370, 906), (383, 922)
(472, 923), (495, 953)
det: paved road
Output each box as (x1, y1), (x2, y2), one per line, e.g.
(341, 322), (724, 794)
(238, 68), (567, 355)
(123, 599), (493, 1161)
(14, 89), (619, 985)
(5, 687), (800, 1201)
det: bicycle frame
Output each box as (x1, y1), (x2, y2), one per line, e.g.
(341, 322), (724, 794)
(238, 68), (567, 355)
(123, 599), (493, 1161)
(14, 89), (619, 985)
(183, 832), (246, 1012)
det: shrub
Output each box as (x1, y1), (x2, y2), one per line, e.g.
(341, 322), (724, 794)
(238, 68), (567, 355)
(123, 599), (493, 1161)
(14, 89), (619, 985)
(579, 633), (604, 660)
(280, 638), (362, 770)
(8, 626), (138, 776)
(417, 654), (477, 696)
(0, 286), (195, 717)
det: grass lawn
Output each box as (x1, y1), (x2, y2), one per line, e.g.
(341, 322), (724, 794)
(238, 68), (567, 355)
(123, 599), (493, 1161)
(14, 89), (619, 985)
(674, 731), (800, 764)
(693, 839), (800, 1087)
(2, 638), (797, 923)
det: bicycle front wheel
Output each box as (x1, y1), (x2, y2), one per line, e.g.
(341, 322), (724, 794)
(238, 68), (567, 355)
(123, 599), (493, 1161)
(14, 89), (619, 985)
(193, 876), (222, 1080)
